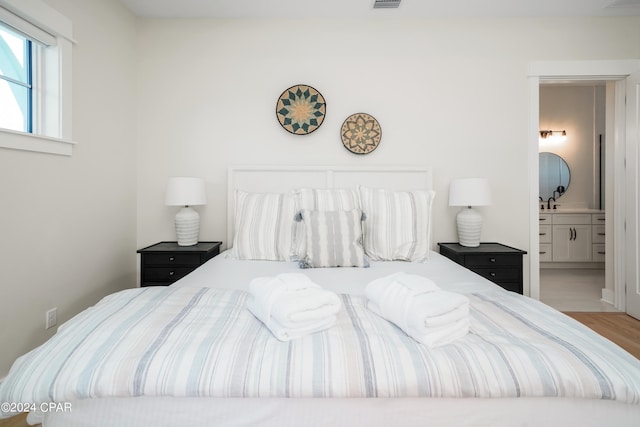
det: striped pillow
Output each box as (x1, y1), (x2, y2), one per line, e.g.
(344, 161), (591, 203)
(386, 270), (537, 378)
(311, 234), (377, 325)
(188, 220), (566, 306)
(297, 209), (368, 268)
(230, 190), (296, 261)
(291, 188), (361, 261)
(358, 186), (435, 262)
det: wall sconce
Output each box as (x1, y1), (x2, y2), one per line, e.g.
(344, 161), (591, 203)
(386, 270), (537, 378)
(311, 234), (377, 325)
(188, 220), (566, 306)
(539, 130), (567, 139)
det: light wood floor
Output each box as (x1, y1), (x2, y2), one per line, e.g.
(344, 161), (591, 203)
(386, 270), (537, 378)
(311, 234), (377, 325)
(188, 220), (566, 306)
(564, 311), (640, 359)
(1, 312), (638, 427)
(0, 413), (39, 427)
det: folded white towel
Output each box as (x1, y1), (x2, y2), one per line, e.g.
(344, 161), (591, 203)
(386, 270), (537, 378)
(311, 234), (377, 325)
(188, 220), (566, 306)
(365, 273), (470, 347)
(413, 318), (470, 347)
(247, 301), (338, 341)
(369, 298), (469, 329)
(368, 302), (469, 347)
(420, 303), (469, 328)
(365, 272), (441, 303)
(407, 291), (470, 327)
(365, 273), (442, 332)
(247, 273), (342, 340)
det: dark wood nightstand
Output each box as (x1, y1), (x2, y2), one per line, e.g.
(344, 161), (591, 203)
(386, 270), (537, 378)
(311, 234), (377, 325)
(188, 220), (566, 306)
(137, 241), (222, 287)
(437, 242), (527, 294)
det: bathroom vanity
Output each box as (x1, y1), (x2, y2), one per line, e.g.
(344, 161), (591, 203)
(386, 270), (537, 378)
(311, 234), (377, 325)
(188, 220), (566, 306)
(539, 210), (605, 265)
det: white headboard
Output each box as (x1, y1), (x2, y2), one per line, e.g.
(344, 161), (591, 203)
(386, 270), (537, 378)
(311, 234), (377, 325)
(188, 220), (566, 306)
(227, 165), (433, 246)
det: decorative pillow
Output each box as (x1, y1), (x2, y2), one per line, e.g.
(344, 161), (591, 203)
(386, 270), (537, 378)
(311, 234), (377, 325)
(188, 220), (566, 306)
(291, 188), (361, 261)
(230, 190), (296, 261)
(358, 186), (435, 262)
(296, 209), (368, 268)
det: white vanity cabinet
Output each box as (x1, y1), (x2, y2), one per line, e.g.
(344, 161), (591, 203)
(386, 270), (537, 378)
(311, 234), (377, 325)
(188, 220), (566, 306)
(539, 212), (605, 264)
(552, 214), (592, 262)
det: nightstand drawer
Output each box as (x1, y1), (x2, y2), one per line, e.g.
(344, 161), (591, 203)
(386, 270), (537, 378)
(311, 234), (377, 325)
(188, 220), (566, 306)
(144, 253), (201, 266)
(465, 254), (521, 267)
(143, 267), (195, 282)
(470, 267), (521, 282)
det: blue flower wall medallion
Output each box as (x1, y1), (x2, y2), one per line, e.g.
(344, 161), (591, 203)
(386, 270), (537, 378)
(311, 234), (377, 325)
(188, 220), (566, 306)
(341, 113), (382, 155)
(276, 84), (326, 135)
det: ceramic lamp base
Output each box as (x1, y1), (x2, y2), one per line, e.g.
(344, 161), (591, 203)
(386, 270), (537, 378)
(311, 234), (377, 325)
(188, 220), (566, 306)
(175, 206), (200, 246)
(456, 207), (482, 247)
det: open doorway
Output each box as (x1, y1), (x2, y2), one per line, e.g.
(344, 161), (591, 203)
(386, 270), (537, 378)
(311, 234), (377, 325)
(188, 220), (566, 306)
(537, 82), (616, 312)
(527, 60), (640, 320)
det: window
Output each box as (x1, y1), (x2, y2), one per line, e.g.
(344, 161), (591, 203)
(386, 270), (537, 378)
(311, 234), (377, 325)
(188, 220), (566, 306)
(0, 1), (74, 156)
(0, 23), (33, 133)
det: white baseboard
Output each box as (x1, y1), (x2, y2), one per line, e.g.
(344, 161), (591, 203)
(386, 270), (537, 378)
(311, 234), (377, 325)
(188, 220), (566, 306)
(601, 288), (615, 305)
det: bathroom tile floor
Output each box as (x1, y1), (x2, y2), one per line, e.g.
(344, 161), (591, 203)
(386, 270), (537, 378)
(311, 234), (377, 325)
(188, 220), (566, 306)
(540, 268), (620, 312)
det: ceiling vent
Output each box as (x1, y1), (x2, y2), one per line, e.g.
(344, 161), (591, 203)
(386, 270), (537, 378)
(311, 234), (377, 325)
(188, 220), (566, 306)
(373, 0), (401, 9)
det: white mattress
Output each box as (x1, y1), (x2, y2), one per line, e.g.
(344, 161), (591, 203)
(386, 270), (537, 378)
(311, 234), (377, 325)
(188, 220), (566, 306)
(173, 250), (498, 295)
(28, 252), (640, 427)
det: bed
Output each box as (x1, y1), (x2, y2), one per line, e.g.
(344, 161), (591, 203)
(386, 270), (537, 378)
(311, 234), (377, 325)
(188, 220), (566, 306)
(1, 166), (639, 427)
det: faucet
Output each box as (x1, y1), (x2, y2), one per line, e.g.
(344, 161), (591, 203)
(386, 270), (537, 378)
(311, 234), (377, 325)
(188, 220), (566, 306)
(547, 196), (556, 210)
(539, 196), (544, 210)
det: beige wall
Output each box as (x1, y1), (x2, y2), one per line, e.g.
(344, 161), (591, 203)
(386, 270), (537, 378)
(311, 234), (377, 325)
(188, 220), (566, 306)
(0, 0), (138, 376)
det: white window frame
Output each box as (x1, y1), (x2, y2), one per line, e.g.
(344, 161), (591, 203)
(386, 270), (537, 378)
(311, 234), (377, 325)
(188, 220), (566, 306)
(0, 0), (75, 156)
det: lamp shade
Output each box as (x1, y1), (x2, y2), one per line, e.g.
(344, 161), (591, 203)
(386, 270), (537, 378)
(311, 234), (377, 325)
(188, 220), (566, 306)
(448, 178), (492, 207)
(165, 177), (207, 207)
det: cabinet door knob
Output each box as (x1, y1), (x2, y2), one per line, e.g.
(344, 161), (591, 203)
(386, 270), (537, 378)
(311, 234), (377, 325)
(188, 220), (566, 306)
(169, 257), (175, 262)
(169, 271), (175, 276)
(489, 258), (496, 263)
(490, 272), (496, 277)
(540, 251), (547, 254)
(539, 232), (546, 236)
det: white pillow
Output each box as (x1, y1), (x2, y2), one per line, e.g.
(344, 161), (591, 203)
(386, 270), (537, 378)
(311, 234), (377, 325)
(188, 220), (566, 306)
(291, 188), (361, 261)
(297, 209), (368, 268)
(358, 186), (435, 262)
(230, 190), (296, 261)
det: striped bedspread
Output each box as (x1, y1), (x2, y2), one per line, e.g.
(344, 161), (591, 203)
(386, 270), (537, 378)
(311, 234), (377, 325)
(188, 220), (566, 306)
(1, 286), (640, 414)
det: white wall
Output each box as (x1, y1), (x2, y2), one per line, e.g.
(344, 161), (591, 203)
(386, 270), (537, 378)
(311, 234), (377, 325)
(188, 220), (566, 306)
(136, 16), (640, 297)
(0, 0), (138, 376)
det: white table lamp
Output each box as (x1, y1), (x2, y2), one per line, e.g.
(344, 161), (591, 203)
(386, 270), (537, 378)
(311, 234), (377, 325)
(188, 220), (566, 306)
(449, 178), (492, 247)
(165, 177), (207, 246)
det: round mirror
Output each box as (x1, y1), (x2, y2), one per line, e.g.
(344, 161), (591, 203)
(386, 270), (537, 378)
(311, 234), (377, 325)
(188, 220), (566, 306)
(539, 152), (570, 201)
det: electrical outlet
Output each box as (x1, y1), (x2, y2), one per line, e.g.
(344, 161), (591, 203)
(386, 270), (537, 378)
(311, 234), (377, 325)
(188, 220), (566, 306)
(46, 308), (57, 330)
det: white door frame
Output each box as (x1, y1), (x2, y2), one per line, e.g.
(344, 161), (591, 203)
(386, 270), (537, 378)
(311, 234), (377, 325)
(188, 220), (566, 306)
(527, 60), (639, 309)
